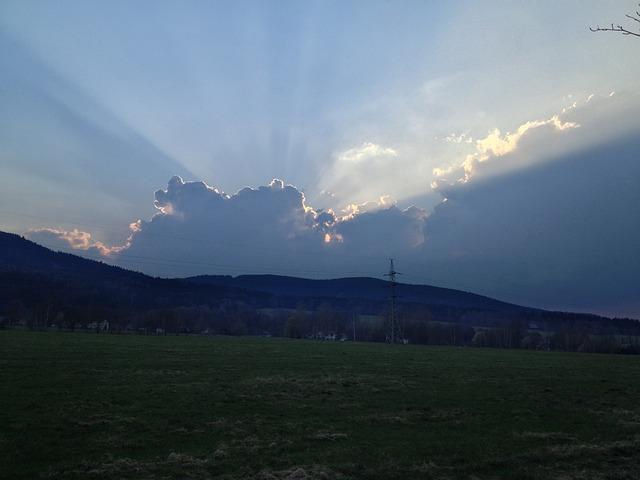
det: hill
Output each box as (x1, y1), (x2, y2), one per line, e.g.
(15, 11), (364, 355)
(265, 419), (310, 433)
(187, 274), (523, 312)
(0, 231), (253, 310)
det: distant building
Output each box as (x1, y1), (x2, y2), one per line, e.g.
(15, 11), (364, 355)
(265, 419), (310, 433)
(87, 320), (110, 332)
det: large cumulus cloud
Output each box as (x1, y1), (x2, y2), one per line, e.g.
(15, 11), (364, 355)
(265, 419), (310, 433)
(103, 176), (426, 278)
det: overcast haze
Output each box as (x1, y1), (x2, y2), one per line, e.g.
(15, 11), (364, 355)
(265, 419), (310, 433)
(2, 1), (639, 318)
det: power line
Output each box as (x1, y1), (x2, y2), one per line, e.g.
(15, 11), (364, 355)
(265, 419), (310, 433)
(33, 245), (377, 278)
(3, 229), (381, 279)
(0, 208), (395, 263)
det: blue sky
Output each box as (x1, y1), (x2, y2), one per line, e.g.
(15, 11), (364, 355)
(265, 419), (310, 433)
(2, 1), (639, 317)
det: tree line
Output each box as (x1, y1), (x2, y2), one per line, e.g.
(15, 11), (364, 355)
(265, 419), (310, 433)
(4, 297), (640, 355)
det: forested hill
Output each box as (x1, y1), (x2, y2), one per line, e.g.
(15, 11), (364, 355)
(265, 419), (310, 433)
(187, 274), (523, 312)
(0, 230), (140, 278)
(0, 231), (251, 308)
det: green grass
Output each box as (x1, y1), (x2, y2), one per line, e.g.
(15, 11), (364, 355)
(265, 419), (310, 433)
(1, 330), (639, 479)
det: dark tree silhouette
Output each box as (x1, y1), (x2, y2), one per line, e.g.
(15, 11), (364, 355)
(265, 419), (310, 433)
(591, 4), (640, 37)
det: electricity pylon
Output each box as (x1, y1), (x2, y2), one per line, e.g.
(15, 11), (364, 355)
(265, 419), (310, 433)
(384, 258), (402, 343)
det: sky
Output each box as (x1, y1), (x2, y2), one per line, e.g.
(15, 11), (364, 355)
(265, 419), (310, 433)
(1, 1), (639, 318)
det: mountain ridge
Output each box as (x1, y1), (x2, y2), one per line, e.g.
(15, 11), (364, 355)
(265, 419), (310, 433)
(186, 274), (527, 312)
(2, 230), (634, 326)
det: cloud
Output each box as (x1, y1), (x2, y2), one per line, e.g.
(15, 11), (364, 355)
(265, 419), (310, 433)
(471, 115), (578, 161)
(335, 204), (428, 253)
(421, 131), (640, 317)
(419, 93), (640, 317)
(443, 132), (473, 144)
(337, 142), (398, 163)
(432, 91), (640, 194)
(26, 228), (117, 256)
(433, 114), (580, 185)
(340, 195), (397, 220)
(96, 176), (427, 277)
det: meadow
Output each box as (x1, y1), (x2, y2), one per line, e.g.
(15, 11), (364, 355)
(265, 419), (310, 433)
(1, 330), (639, 479)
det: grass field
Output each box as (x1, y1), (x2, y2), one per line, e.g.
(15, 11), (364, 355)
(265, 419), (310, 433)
(1, 331), (639, 479)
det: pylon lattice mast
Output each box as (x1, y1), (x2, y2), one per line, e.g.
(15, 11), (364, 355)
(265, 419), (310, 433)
(384, 258), (402, 343)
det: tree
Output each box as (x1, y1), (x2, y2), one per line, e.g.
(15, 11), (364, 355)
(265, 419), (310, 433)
(285, 306), (308, 339)
(591, 4), (640, 38)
